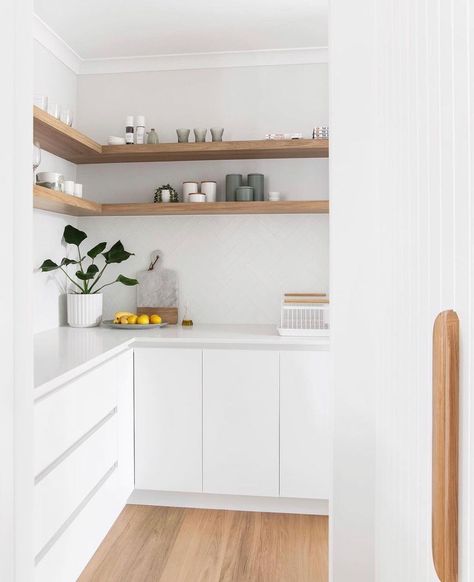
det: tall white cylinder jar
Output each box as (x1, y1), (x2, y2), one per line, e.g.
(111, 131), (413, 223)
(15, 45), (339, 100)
(182, 181), (199, 202)
(67, 293), (103, 328)
(201, 181), (217, 202)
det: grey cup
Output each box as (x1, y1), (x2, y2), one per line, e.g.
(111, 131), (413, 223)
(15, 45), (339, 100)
(193, 128), (207, 142)
(176, 128), (190, 143)
(225, 174), (243, 201)
(210, 127), (224, 142)
(247, 173), (264, 201)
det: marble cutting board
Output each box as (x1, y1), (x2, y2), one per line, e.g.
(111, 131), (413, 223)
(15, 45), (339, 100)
(136, 250), (179, 322)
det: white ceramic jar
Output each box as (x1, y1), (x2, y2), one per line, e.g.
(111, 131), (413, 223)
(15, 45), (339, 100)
(182, 181), (199, 202)
(67, 293), (103, 328)
(201, 181), (217, 202)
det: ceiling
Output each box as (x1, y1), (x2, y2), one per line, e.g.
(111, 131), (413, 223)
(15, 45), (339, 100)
(34, 0), (327, 60)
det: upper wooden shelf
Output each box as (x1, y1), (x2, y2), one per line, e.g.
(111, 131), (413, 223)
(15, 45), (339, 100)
(33, 107), (329, 164)
(34, 185), (329, 217)
(33, 107), (102, 163)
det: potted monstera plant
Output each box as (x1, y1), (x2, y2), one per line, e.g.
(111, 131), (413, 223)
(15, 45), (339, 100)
(40, 225), (138, 328)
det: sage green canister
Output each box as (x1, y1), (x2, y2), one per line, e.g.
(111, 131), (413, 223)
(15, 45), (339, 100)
(236, 186), (254, 201)
(225, 174), (243, 201)
(247, 173), (264, 201)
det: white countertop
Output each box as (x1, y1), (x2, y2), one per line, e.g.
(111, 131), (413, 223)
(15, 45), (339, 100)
(34, 324), (329, 395)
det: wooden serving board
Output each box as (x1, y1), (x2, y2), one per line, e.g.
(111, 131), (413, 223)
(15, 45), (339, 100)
(137, 307), (178, 325)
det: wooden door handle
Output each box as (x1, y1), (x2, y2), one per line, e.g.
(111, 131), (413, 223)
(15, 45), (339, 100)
(432, 310), (459, 582)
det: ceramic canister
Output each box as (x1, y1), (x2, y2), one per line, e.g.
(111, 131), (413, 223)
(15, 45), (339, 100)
(183, 181), (199, 202)
(201, 181), (217, 202)
(236, 186), (254, 201)
(247, 173), (264, 201)
(225, 174), (243, 201)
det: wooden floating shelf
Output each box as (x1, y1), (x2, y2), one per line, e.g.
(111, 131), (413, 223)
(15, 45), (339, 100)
(34, 186), (329, 217)
(33, 107), (102, 163)
(34, 106), (329, 164)
(100, 200), (329, 216)
(33, 185), (102, 216)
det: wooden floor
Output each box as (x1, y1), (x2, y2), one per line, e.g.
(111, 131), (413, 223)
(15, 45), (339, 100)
(78, 505), (328, 582)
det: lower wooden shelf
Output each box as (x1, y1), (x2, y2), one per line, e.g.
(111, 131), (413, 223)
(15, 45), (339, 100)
(33, 185), (102, 216)
(34, 185), (329, 217)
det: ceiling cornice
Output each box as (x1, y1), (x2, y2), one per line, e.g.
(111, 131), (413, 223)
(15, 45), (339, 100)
(33, 14), (82, 74)
(33, 13), (328, 76)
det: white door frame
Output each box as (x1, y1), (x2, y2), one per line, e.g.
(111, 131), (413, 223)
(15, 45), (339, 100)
(0, 0), (34, 580)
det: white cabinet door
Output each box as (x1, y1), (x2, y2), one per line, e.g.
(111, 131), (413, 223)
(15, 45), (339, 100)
(134, 348), (202, 492)
(203, 349), (279, 497)
(280, 350), (331, 499)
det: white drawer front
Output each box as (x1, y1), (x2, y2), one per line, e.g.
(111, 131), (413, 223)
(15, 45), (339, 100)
(34, 414), (118, 557)
(34, 360), (117, 476)
(34, 467), (123, 582)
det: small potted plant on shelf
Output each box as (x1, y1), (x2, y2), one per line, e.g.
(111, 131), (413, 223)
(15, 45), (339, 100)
(39, 225), (138, 328)
(154, 184), (179, 203)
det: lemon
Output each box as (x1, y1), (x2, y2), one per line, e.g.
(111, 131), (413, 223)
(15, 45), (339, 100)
(128, 314), (138, 324)
(137, 314), (150, 325)
(150, 314), (162, 324)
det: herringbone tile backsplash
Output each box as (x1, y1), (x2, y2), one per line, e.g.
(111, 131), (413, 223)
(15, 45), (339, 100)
(80, 214), (329, 324)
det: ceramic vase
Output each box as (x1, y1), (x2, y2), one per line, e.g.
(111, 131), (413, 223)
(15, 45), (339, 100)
(67, 293), (103, 328)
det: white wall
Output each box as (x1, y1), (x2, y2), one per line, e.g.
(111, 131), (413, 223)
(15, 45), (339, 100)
(34, 40), (78, 332)
(331, 0), (474, 580)
(75, 64), (329, 323)
(79, 214), (328, 323)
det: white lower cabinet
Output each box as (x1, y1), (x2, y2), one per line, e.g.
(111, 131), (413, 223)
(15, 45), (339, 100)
(134, 347), (203, 492)
(35, 342), (331, 580)
(203, 349), (280, 497)
(280, 351), (331, 499)
(34, 349), (134, 582)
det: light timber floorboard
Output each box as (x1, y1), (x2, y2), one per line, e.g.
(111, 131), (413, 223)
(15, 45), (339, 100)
(78, 505), (328, 582)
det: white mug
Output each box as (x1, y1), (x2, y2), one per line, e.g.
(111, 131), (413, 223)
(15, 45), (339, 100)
(74, 183), (83, 198)
(64, 180), (75, 195)
(201, 181), (217, 202)
(268, 191), (281, 201)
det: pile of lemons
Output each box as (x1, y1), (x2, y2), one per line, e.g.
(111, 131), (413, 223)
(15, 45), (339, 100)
(113, 311), (162, 325)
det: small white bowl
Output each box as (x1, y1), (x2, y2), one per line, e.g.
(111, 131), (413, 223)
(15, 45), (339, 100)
(107, 136), (126, 145)
(189, 193), (207, 203)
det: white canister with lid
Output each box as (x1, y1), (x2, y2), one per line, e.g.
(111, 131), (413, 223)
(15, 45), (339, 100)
(201, 181), (217, 202)
(183, 181), (199, 202)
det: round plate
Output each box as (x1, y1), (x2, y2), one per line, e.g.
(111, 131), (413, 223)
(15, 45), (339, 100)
(102, 320), (169, 330)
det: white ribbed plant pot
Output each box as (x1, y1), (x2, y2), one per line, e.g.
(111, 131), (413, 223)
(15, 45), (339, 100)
(67, 293), (103, 328)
